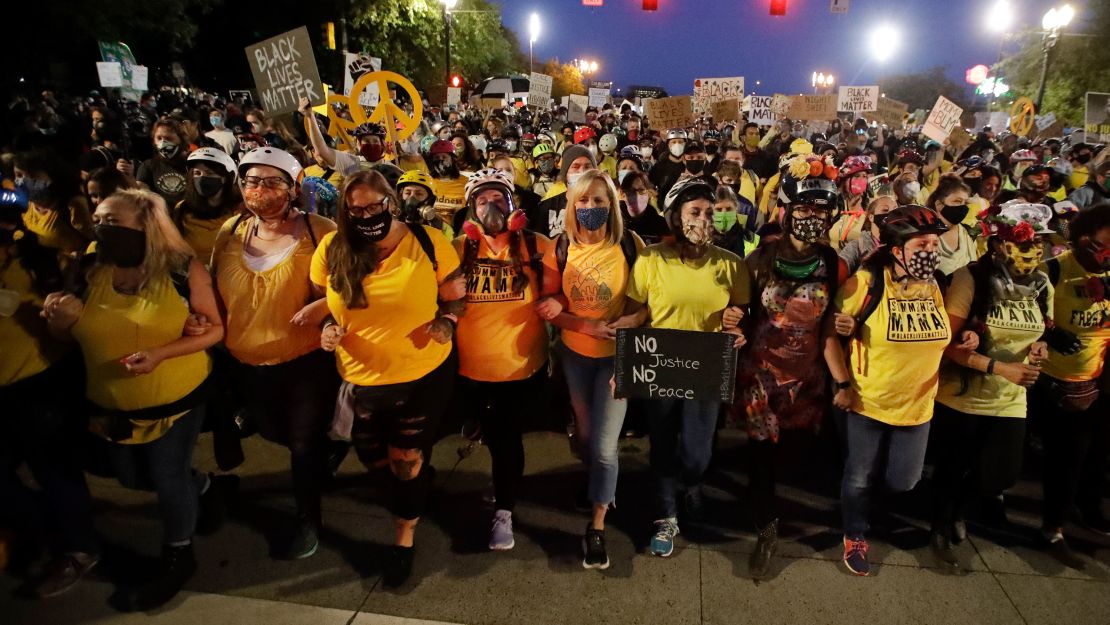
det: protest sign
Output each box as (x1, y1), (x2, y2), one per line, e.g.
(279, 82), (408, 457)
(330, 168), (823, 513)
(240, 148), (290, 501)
(770, 94), (793, 118)
(98, 41), (141, 101)
(343, 53), (381, 107)
(645, 95), (694, 129)
(694, 76), (745, 104)
(1035, 111), (1057, 131)
(588, 87), (610, 108)
(787, 95), (838, 121)
(615, 329), (738, 402)
(130, 65), (149, 91)
(229, 90), (254, 103)
(867, 96), (908, 129)
(837, 86), (878, 113)
(245, 26), (324, 116)
(568, 94), (590, 123)
(988, 111), (1010, 132)
(480, 97), (504, 111)
(922, 96), (963, 143)
(748, 95), (775, 125)
(830, 0), (850, 13)
(1085, 92), (1110, 144)
(447, 87), (461, 106)
(96, 62), (123, 88)
(948, 126), (973, 153)
(711, 98), (740, 123)
(528, 72), (553, 108)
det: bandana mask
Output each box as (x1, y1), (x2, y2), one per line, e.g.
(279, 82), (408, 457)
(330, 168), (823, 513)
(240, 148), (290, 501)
(790, 215), (826, 244)
(243, 187), (290, 221)
(682, 218), (712, 246)
(901, 248), (940, 280)
(1002, 241), (1044, 276)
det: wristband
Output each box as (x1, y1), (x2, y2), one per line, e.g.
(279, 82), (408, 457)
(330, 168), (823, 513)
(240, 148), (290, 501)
(986, 358), (996, 375)
(835, 380), (852, 390)
(438, 313), (458, 328)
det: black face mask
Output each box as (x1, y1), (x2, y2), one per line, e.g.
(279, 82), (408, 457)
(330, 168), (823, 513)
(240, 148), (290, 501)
(940, 204), (970, 225)
(1076, 153), (1092, 165)
(94, 224), (146, 267)
(401, 198), (427, 224)
(351, 210), (392, 242)
(704, 144), (719, 155)
(685, 159), (706, 175)
(432, 160), (459, 179)
(193, 175), (224, 199)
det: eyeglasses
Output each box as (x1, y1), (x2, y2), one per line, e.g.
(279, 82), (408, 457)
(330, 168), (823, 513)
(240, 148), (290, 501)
(348, 198), (390, 216)
(792, 205), (829, 218)
(241, 176), (290, 190)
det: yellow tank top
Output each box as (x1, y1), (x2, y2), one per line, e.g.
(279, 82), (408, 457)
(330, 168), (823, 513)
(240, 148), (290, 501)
(22, 204), (86, 254)
(213, 214), (336, 366)
(0, 245), (67, 386)
(72, 267), (212, 444)
(176, 204), (238, 266)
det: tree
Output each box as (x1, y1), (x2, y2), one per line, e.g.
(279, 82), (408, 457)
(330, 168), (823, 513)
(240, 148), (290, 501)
(878, 66), (970, 111)
(995, 2), (1110, 126)
(539, 59), (586, 99)
(346, 0), (524, 93)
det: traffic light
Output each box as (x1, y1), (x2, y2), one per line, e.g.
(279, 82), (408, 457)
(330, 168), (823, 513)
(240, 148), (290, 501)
(450, 75), (462, 88)
(770, 0), (786, 15)
(643, 0), (658, 10)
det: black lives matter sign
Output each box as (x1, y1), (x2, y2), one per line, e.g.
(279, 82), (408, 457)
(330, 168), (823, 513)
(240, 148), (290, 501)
(245, 26), (325, 116)
(615, 328), (738, 403)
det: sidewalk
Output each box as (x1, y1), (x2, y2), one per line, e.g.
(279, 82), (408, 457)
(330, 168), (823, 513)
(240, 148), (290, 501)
(3, 429), (1110, 625)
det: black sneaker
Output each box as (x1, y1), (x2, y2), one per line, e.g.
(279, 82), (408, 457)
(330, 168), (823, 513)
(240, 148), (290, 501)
(33, 552), (99, 598)
(123, 543), (197, 612)
(748, 519), (778, 580)
(582, 526), (610, 570)
(930, 531), (959, 566)
(683, 486), (705, 523)
(383, 545), (414, 587)
(276, 519), (319, 560)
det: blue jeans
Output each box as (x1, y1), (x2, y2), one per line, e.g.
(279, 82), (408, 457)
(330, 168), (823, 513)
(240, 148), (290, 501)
(840, 411), (931, 537)
(645, 397), (719, 519)
(107, 406), (207, 544)
(559, 344), (627, 507)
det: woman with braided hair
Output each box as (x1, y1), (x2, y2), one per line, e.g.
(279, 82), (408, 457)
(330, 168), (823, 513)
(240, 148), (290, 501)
(453, 168), (551, 553)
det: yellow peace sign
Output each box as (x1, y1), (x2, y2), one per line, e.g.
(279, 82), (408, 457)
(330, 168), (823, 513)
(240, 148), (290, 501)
(1009, 97), (1036, 137)
(348, 70), (423, 145)
(303, 92), (360, 153)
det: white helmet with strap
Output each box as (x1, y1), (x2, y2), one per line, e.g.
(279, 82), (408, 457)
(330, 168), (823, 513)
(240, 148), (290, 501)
(187, 147), (237, 179)
(237, 147), (304, 185)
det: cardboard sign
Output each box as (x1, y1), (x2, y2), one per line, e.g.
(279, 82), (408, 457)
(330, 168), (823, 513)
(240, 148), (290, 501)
(245, 26), (324, 116)
(837, 85), (878, 113)
(645, 95), (694, 130)
(866, 95), (908, 129)
(748, 95), (775, 125)
(568, 94), (589, 123)
(1034, 120), (1065, 140)
(948, 126), (973, 153)
(987, 111), (1010, 132)
(711, 98), (740, 123)
(480, 97), (503, 110)
(615, 328), (738, 402)
(96, 62), (123, 88)
(1035, 112), (1057, 131)
(694, 77), (745, 104)
(528, 72), (553, 108)
(343, 53), (382, 107)
(229, 90), (254, 103)
(446, 87), (461, 106)
(922, 95), (963, 143)
(787, 95), (838, 121)
(770, 93), (793, 118)
(588, 87), (610, 108)
(830, 0), (850, 13)
(130, 65), (149, 91)
(1085, 92), (1110, 144)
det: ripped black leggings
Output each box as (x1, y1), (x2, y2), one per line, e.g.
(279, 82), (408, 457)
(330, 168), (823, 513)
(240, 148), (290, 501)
(351, 351), (457, 520)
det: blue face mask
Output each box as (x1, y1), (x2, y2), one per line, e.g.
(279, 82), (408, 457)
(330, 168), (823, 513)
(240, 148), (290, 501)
(576, 206), (609, 231)
(210, 116), (223, 128)
(20, 177), (50, 203)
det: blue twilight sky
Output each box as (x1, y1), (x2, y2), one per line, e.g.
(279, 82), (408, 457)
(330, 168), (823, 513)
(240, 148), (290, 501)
(494, 0), (1087, 97)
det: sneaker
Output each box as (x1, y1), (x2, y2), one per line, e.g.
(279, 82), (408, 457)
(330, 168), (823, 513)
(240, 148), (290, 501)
(683, 487), (705, 523)
(1043, 530), (1086, 570)
(34, 552), (99, 598)
(748, 519), (778, 580)
(382, 545), (414, 587)
(489, 510), (515, 551)
(123, 543), (197, 612)
(952, 518), (968, 544)
(930, 531), (959, 566)
(582, 526), (610, 570)
(276, 519), (319, 560)
(649, 518), (680, 557)
(842, 535), (871, 576)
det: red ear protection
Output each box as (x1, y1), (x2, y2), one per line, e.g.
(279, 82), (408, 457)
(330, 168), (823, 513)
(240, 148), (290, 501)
(507, 209), (527, 232)
(462, 219), (483, 241)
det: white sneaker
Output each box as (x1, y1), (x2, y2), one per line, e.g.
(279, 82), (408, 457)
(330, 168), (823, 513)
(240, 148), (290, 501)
(489, 510), (515, 551)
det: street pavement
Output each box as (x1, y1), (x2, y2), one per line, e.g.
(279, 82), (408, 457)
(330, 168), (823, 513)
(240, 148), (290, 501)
(3, 426), (1110, 625)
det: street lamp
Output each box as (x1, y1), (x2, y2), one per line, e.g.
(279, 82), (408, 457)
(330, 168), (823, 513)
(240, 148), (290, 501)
(869, 24), (899, 62)
(440, 0), (457, 88)
(812, 71), (835, 95)
(1036, 3), (1074, 109)
(529, 12), (541, 74)
(985, 0), (1013, 110)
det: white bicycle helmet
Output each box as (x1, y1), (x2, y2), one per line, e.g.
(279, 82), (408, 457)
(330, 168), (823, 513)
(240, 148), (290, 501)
(469, 135), (488, 153)
(237, 147), (304, 184)
(464, 168), (515, 204)
(187, 147), (237, 179)
(666, 128), (688, 141)
(599, 133), (618, 153)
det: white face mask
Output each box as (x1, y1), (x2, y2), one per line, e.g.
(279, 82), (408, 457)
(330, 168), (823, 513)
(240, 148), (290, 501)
(670, 143), (686, 158)
(618, 170), (632, 184)
(567, 172), (584, 188)
(903, 181), (921, 198)
(505, 140), (518, 152)
(640, 146), (653, 158)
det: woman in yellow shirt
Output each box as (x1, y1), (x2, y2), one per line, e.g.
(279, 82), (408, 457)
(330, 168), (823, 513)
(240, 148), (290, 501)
(173, 148), (242, 265)
(536, 170), (642, 569)
(210, 147), (338, 561)
(44, 189), (223, 611)
(825, 205), (973, 577)
(624, 178), (749, 559)
(453, 169), (550, 554)
(14, 151), (93, 255)
(310, 170), (464, 587)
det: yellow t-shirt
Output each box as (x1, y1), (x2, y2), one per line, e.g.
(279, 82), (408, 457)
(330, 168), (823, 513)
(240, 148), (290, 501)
(542, 181), (567, 202)
(453, 233), (550, 381)
(431, 175), (468, 224)
(174, 204), (238, 267)
(829, 210), (867, 252)
(1041, 252), (1110, 382)
(836, 267), (951, 426)
(543, 233), (644, 358)
(598, 155), (618, 181)
(938, 225), (979, 276)
(72, 266), (212, 444)
(936, 266), (1052, 417)
(310, 226), (461, 386)
(510, 157), (532, 190)
(213, 213), (336, 366)
(303, 163), (344, 187)
(1070, 166), (1088, 192)
(21, 204), (87, 255)
(758, 172), (781, 226)
(626, 243), (749, 332)
(0, 246), (67, 386)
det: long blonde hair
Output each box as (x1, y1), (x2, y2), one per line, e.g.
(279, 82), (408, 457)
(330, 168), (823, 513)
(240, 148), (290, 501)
(98, 189), (194, 284)
(564, 169), (624, 246)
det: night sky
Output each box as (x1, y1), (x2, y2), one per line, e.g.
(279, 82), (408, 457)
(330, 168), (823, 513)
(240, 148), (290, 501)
(497, 0), (1075, 98)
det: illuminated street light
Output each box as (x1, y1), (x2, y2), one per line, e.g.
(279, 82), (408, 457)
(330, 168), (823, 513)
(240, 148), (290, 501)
(528, 12), (541, 73)
(869, 24), (899, 62)
(1037, 4), (1074, 108)
(985, 0), (1012, 34)
(812, 71), (835, 94)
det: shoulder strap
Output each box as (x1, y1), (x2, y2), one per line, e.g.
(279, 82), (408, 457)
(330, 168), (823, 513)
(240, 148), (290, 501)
(821, 246), (840, 299)
(302, 212), (318, 248)
(522, 230), (542, 294)
(555, 232), (569, 274)
(1046, 257), (1061, 286)
(854, 268), (886, 336)
(619, 230), (639, 270)
(407, 223), (438, 271)
(170, 260), (191, 302)
(933, 269), (951, 297)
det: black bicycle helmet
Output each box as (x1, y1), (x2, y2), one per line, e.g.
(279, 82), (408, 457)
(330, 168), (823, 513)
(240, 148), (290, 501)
(878, 204), (950, 246)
